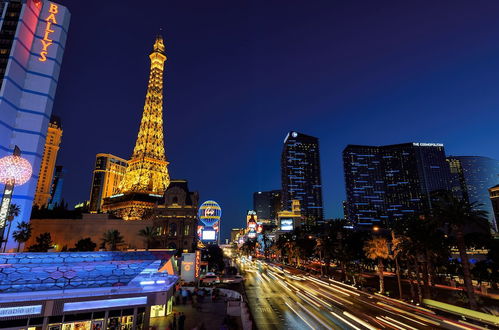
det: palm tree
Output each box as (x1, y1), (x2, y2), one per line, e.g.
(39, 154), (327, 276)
(12, 221), (32, 252)
(433, 192), (489, 310)
(364, 237), (389, 294)
(101, 229), (124, 251)
(138, 226), (157, 250)
(2, 204), (21, 252)
(8, 204), (20, 220)
(391, 231), (404, 299)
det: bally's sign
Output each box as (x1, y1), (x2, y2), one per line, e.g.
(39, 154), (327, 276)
(39, 3), (59, 62)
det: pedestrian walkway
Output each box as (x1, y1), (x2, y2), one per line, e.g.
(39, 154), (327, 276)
(149, 299), (241, 330)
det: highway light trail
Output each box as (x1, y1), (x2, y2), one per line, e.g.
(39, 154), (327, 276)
(240, 258), (487, 330)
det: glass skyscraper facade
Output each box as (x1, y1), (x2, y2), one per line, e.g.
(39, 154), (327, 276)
(343, 143), (452, 228)
(47, 164), (65, 209)
(281, 131), (324, 224)
(253, 190), (281, 222)
(0, 0), (70, 250)
(447, 156), (499, 232)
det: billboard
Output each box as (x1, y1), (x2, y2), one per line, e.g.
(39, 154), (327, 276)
(202, 229), (216, 241)
(181, 253), (197, 283)
(280, 218), (293, 231)
(199, 200), (221, 243)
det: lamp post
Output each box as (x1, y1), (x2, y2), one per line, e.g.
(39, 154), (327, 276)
(0, 146), (32, 252)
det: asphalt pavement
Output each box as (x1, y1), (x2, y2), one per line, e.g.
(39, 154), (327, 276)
(240, 258), (492, 330)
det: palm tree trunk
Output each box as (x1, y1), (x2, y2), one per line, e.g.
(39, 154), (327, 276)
(412, 259), (423, 303)
(406, 261), (416, 301)
(455, 229), (478, 309)
(426, 251), (436, 294)
(378, 258), (385, 294)
(16, 241), (21, 252)
(394, 255), (403, 299)
(421, 258), (431, 299)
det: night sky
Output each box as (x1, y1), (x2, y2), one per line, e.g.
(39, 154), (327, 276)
(53, 0), (499, 239)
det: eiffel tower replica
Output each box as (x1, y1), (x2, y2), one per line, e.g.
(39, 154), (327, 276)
(102, 35), (170, 220)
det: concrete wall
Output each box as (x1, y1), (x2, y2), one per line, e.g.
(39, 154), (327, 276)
(24, 215), (153, 251)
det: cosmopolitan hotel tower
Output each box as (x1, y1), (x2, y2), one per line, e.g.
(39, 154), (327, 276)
(343, 143), (452, 228)
(281, 131), (324, 225)
(0, 0), (70, 250)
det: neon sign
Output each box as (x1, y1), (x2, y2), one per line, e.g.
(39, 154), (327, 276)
(195, 250), (201, 278)
(39, 3), (59, 62)
(183, 261), (193, 272)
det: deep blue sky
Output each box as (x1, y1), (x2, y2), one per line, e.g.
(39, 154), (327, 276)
(54, 0), (499, 239)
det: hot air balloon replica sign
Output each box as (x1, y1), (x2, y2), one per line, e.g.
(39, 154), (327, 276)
(198, 200), (221, 244)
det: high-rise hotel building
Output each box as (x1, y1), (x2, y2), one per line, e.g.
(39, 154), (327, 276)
(253, 190), (281, 223)
(89, 153), (128, 213)
(447, 156), (499, 232)
(0, 0), (70, 250)
(343, 143), (452, 228)
(281, 131), (324, 224)
(33, 115), (62, 208)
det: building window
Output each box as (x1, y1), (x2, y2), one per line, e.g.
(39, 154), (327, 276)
(183, 224), (190, 236)
(169, 223), (177, 236)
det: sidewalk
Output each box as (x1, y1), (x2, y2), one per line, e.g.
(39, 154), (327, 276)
(149, 299), (241, 330)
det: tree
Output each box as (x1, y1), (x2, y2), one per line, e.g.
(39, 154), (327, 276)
(364, 237), (389, 294)
(138, 226), (157, 250)
(12, 221), (32, 252)
(391, 231), (404, 299)
(101, 229), (124, 251)
(241, 239), (257, 257)
(205, 245), (225, 272)
(8, 204), (20, 219)
(27, 232), (53, 252)
(72, 237), (97, 252)
(433, 192), (489, 310)
(2, 204), (21, 252)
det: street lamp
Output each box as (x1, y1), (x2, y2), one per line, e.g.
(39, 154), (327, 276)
(0, 146), (32, 251)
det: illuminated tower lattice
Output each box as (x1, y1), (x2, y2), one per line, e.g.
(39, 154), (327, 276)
(102, 36), (170, 220)
(119, 35), (170, 194)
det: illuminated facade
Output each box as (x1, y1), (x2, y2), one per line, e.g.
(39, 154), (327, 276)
(281, 131), (324, 225)
(89, 153), (128, 213)
(102, 35), (170, 219)
(277, 199), (302, 231)
(343, 143), (453, 228)
(152, 180), (199, 251)
(0, 251), (178, 329)
(33, 115), (62, 208)
(0, 0), (70, 250)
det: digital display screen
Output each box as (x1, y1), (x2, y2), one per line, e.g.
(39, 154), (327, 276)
(202, 230), (216, 240)
(280, 219), (293, 231)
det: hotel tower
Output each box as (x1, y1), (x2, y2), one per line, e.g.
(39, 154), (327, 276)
(0, 0), (70, 250)
(102, 35), (170, 220)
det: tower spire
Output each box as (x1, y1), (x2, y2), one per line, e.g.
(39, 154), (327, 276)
(118, 35), (170, 195)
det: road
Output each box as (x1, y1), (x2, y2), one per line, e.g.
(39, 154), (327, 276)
(239, 258), (489, 330)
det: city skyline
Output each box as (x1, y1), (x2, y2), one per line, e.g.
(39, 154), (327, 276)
(52, 1), (499, 237)
(0, 1), (498, 328)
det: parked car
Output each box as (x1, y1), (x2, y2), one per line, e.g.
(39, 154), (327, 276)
(200, 274), (220, 285)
